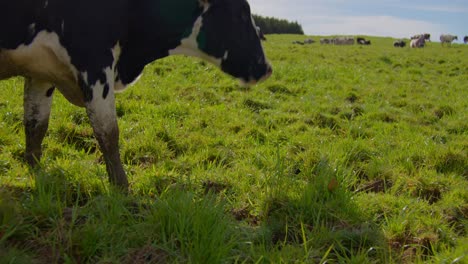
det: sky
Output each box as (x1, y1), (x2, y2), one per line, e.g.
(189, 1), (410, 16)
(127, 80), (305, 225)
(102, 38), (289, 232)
(248, 0), (467, 42)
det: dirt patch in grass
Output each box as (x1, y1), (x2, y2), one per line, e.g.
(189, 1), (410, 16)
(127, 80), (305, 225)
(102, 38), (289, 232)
(243, 98), (271, 113)
(231, 206), (260, 225)
(305, 113), (341, 130)
(433, 105), (455, 119)
(202, 180), (231, 194)
(346, 92), (359, 103)
(268, 84), (295, 96)
(418, 185), (442, 204)
(355, 179), (393, 193)
(389, 232), (439, 263)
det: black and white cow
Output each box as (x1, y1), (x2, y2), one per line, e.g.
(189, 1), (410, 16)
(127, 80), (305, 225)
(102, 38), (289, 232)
(0, 0), (272, 189)
(393, 40), (406, 48)
(411, 33), (430, 42)
(357, 37), (371, 45)
(333, 37), (354, 45)
(410, 35), (426, 48)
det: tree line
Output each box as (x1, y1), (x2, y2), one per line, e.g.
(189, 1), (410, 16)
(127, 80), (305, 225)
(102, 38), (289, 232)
(253, 14), (304, 35)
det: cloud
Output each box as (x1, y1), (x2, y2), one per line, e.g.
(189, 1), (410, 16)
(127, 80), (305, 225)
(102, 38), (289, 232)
(249, 0), (334, 18)
(401, 4), (468, 13)
(247, 0), (462, 39)
(302, 15), (446, 38)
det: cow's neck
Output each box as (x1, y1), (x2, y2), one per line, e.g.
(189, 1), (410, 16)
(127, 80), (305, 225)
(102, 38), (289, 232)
(156, 0), (205, 38)
(116, 0), (204, 87)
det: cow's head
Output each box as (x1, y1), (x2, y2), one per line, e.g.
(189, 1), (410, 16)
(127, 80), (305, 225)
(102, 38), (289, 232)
(170, 0), (272, 85)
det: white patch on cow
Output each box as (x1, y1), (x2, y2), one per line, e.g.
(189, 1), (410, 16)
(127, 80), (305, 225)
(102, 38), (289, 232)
(5, 30), (78, 84)
(44, 0), (48, 8)
(223, 50), (229, 60)
(111, 42), (121, 67)
(80, 61), (118, 134)
(61, 21), (65, 34)
(114, 80), (126, 92)
(110, 42), (138, 93)
(197, 0), (210, 11)
(24, 79), (54, 123)
(86, 67), (116, 134)
(1, 30), (83, 104)
(114, 73), (142, 93)
(168, 4), (222, 67)
(81, 72), (89, 85)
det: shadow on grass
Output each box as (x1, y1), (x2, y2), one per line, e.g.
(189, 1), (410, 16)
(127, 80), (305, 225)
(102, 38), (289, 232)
(0, 169), (238, 263)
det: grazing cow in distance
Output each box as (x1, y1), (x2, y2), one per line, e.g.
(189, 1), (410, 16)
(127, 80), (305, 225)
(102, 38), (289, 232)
(393, 40), (406, 48)
(292, 38), (314, 45)
(410, 35), (426, 48)
(0, 0), (272, 189)
(333, 37), (355, 45)
(357, 37), (371, 45)
(320, 37), (354, 45)
(411, 33), (431, 42)
(464, 36), (468, 44)
(440, 34), (458, 46)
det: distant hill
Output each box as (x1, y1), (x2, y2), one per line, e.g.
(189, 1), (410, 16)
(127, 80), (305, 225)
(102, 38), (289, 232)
(253, 14), (304, 35)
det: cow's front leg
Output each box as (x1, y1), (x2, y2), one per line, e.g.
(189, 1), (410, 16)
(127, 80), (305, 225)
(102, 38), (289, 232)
(23, 77), (55, 166)
(82, 74), (128, 189)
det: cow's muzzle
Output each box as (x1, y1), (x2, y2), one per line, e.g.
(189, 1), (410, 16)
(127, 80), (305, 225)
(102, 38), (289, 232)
(240, 62), (273, 86)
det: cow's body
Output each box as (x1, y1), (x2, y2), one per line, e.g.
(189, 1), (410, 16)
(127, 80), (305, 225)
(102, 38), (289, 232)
(357, 37), (371, 45)
(410, 35), (425, 48)
(0, 0), (272, 189)
(319, 37), (354, 45)
(411, 33), (430, 42)
(440, 34), (458, 46)
(393, 40), (406, 48)
(320, 38), (330, 45)
(333, 37), (354, 45)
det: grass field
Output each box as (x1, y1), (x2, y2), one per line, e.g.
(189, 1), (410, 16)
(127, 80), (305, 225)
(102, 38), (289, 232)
(0, 34), (467, 263)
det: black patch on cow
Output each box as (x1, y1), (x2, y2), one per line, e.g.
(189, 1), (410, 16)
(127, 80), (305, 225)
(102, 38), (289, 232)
(116, 1), (203, 86)
(46, 87), (55, 97)
(102, 83), (109, 99)
(0, 1), (37, 48)
(199, 0), (268, 82)
(78, 75), (93, 102)
(25, 118), (38, 132)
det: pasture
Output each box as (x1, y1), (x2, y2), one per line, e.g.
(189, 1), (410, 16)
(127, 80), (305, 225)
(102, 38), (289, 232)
(0, 34), (467, 263)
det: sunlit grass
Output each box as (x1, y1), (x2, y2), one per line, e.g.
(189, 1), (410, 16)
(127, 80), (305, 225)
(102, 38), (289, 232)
(1, 35), (467, 262)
